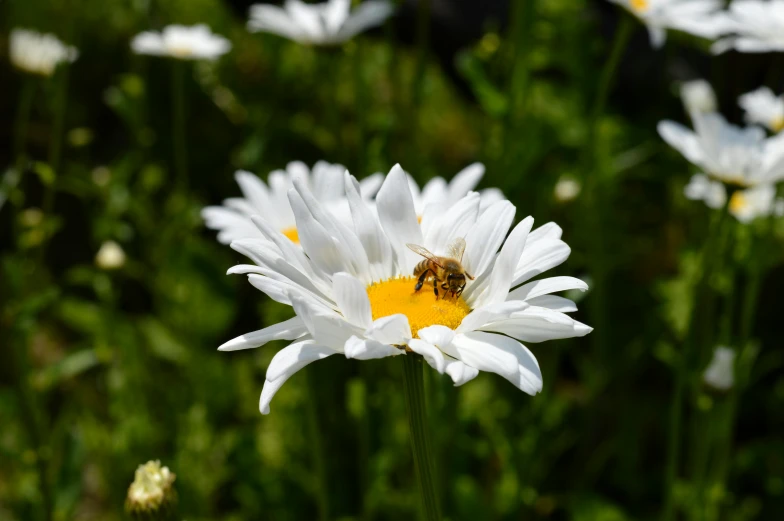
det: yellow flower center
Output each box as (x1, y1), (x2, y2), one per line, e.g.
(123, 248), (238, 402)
(169, 45), (193, 58)
(282, 226), (299, 243)
(772, 116), (784, 133)
(729, 191), (747, 214)
(631, 0), (649, 11)
(366, 277), (471, 338)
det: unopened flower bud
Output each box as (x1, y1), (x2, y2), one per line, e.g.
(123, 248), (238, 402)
(95, 240), (126, 270)
(125, 460), (176, 520)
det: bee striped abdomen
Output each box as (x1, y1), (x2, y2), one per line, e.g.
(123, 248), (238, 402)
(413, 259), (432, 277)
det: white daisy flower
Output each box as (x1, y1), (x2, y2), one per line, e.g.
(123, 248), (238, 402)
(248, 0), (393, 45)
(9, 28), (78, 77)
(728, 183), (784, 223)
(680, 79), (717, 117)
(658, 112), (784, 187)
(608, 0), (726, 48)
(683, 173), (727, 209)
(703, 346), (735, 391)
(202, 161), (382, 245)
(739, 87), (784, 133)
(712, 0), (784, 54)
(407, 163), (503, 220)
(218, 165), (591, 414)
(131, 25), (231, 61)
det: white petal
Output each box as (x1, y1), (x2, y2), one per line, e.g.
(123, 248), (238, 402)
(365, 314), (412, 345)
(345, 173), (394, 281)
(512, 239), (571, 287)
(440, 331), (519, 380)
(457, 300), (529, 333)
(289, 189), (353, 277)
(444, 358), (480, 386)
(423, 192), (480, 256)
(416, 325), (456, 348)
(332, 272), (372, 328)
(337, 0), (394, 40)
(376, 164), (424, 273)
(472, 217), (534, 308)
(657, 120), (705, 166)
(259, 340), (336, 414)
(525, 295), (577, 313)
(507, 276), (588, 301)
(407, 339), (446, 373)
(218, 317), (307, 351)
(447, 162), (485, 202)
(481, 307), (592, 343)
(344, 335), (401, 360)
(463, 200), (516, 279)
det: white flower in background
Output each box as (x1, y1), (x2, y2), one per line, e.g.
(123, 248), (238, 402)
(202, 161), (382, 244)
(218, 165), (591, 414)
(712, 0), (784, 54)
(248, 0), (394, 45)
(553, 175), (581, 203)
(681, 79), (717, 117)
(683, 174), (784, 222)
(739, 87), (784, 132)
(608, 0), (726, 48)
(131, 25), (231, 60)
(658, 112), (784, 187)
(684, 173), (726, 209)
(9, 28), (78, 77)
(95, 241), (127, 270)
(408, 163), (503, 220)
(703, 346), (735, 391)
(728, 183), (784, 223)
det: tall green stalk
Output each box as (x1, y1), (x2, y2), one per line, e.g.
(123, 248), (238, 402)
(662, 201), (731, 521)
(171, 62), (188, 189)
(13, 78), (36, 176)
(402, 354), (440, 521)
(583, 15), (634, 361)
(305, 366), (331, 521)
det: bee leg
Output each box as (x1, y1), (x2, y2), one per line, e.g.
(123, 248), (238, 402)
(414, 269), (429, 291)
(433, 277), (439, 300)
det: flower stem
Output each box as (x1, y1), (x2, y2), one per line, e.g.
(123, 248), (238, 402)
(411, 0), (431, 110)
(171, 61), (188, 190)
(583, 14), (634, 361)
(305, 366), (330, 521)
(13, 77), (36, 176)
(662, 200), (731, 521)
(402, 354), (440, 521)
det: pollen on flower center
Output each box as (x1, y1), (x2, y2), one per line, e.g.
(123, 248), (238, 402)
(282, 226), (300, 243)
(729, 191), (747, 214)
(631, 0), (649, 11)
(366, 277), (471, 338)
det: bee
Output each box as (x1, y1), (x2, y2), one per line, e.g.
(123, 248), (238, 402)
(406, 237), (475, 300)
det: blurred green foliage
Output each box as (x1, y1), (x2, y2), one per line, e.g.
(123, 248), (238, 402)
(2, 0), (784, 520)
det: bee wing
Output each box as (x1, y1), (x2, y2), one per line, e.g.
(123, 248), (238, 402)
(406, 244), (444, 267)
(447, 237), (467, 262)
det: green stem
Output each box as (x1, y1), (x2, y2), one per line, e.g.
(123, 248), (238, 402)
(402, 354), (440, 521)
(13, 78), (36, 175)
(411, 0), (431, 110)
(305, 366), (330, 521)
(583, 14), (634, 362)
(172, 61), (188, 189)
(351, 42), (366, 174)
(662, 200), (731, 521)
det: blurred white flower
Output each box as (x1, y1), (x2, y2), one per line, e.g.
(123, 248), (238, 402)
(202, 161), (382, 245)
(703, 346), (735, 391)
(407, 163), (502, 220)
(248, 0), (393, 45)
(739, 87), (784, 132)
(95, 241), (126, 270)
(712, 0), (784, 54)
(553, 175), (581, 203)
(607, 0), (726, 48)
(131, 25), (231, 60)
(681, 79), (717, 117)
(10, 28), (78, 77)
(728, 183), (784, 223)
(217, 165), (590, 414)
(125, 460), (176, 519)
(658, 112), (784, 187)
(684, 173), (727, 208)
